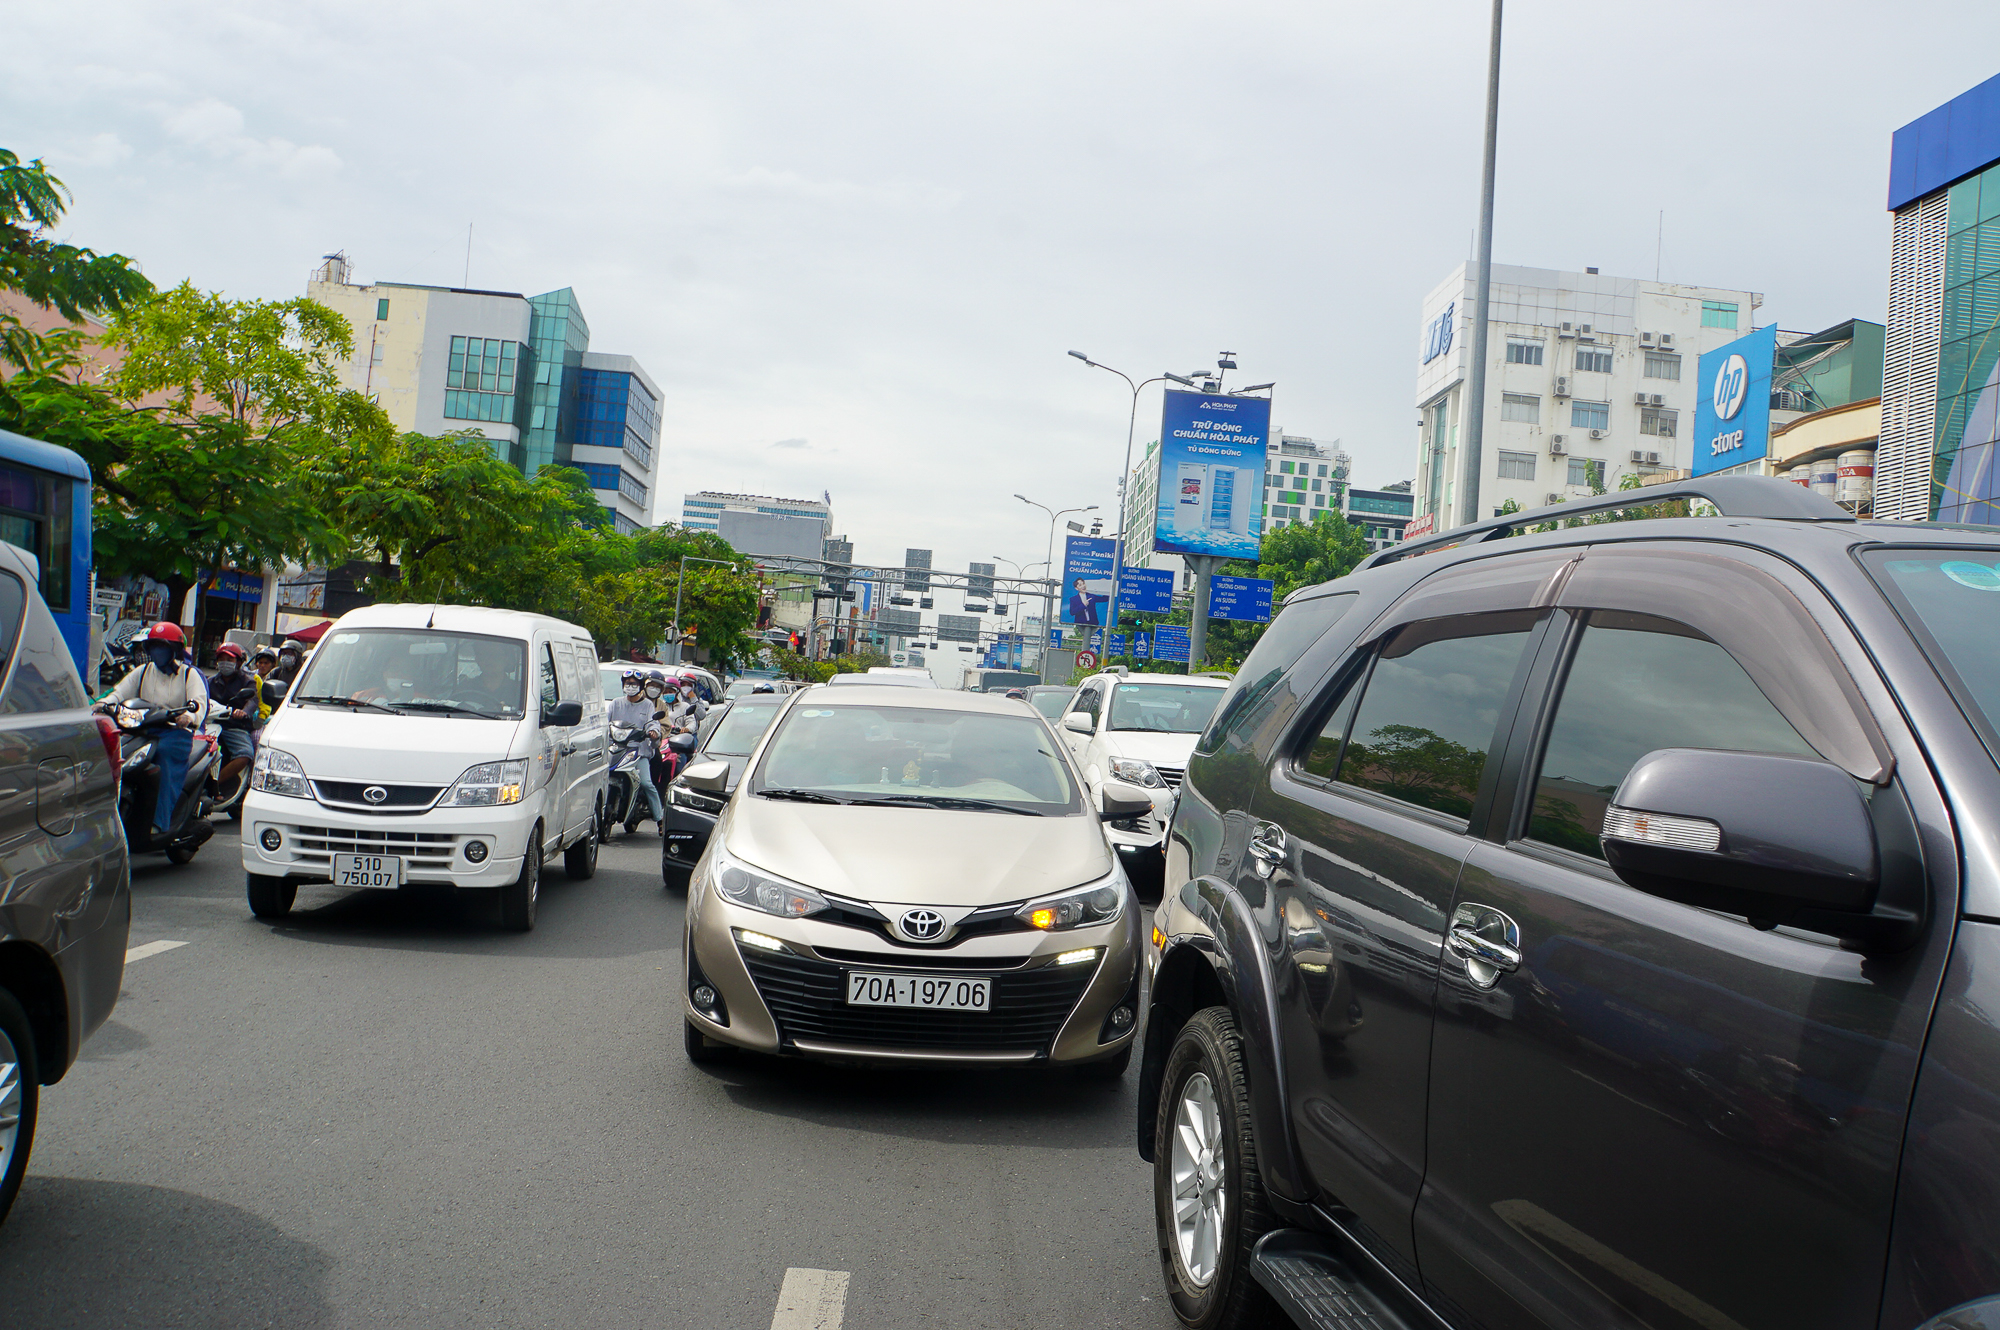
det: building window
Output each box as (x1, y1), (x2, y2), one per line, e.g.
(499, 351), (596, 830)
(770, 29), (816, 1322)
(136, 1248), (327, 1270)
(1311, 479), (1322, 492)
(1313, 494), (1325, 508)
(1643, 351), (1682, 380)
(576, 462), (621, 491)
(375, 298), (390, 321)
(1506, 338), (1544, 365)
(1316, 464), (1328, 477)
(1497, 450), (1537, 480)
(1640, 407), (1679, 437)
(1568, 457), (1605, 488)
(1570, 400), (1610, 430)
(1702, 301), (1740, 329)
(1280, 460), (1295, 474)
(442, 389), (515, 423)
(1575, 346), (1612, 374)
(1501, 393), (1540, 424)
(619, 470), (647, 506)
(444, 336), (521, 422)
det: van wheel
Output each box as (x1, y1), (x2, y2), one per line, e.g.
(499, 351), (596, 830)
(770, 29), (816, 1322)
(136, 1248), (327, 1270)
(564, 815), (599, 880)
(500, 829), (541, 932)
(0, 988), (39, 1227)
(684, 1018), (732, 1065)
(247, 874), (296, 919)
(1153, 1007), (1280, 1329)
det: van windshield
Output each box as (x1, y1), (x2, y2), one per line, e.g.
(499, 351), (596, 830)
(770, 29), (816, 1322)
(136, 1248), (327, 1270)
(294, 629), (528, 719)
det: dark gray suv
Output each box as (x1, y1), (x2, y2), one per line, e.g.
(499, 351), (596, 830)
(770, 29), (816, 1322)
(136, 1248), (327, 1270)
(0, 540), (129, 1226)
(1140, 477), (2000, 1330)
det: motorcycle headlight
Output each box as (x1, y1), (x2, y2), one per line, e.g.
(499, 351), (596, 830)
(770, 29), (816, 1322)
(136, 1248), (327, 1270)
(712, 843), (829, 920)
(1107, 758), (1165, 789)
(252, 747), (309, 798)
(1016, 874), (1125, 931)
(442, 759), (530, 806)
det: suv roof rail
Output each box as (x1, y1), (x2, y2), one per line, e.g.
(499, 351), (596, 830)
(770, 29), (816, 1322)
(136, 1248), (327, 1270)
(1359, 475), (1854, 572)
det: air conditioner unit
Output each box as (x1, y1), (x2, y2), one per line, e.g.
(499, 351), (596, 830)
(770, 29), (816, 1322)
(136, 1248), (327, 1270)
(1634, 391), (1651, 406)
(1590, 428), (1605, 440)
(1650, 393), (1665, 406)
(1642, 450), (1661, 465)
(1658, 332), (1675, 348)
(1579, 324), (1593, 336)
(1554, 377), (1570, 397)
(1558, 322), (1576, 338)
(1546, 493), (1564, 505)
(1549, 439), (1567, 455)
(1639, 331), (1656, 347)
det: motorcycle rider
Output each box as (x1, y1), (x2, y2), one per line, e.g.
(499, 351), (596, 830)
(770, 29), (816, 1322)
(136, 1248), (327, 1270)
(207, 642), (260, 795)
(94, 622), (210, 837)
(271, 638), (307, 686)
(606, 668), (664, 836)
(643, 670), (672, 791)
(250, 646), (280, 727)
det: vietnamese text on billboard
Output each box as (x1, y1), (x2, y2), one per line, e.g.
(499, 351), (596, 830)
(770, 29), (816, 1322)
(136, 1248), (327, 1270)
(1153, 388), (1271, 561)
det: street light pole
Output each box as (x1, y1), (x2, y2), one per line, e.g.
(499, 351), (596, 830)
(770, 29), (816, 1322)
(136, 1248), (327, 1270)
(1014, 495), (1095, 680)
(1459, 0), (1504, 529)
(1067, 354), (1170, 654)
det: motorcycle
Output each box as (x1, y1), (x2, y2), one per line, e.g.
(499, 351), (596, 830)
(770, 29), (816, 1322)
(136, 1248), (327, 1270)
(603, 711), (667, 834)
(108, 698), (218, 864)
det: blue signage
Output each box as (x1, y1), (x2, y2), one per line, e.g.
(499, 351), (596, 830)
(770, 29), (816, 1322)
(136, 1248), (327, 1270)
(1152, 625), (1191, 663)
(1154, 389), (1271, 561)
(1131, 631), (1151, 659)
(1422, 301), (1455, 365)
(1691, 325), (1778, 478)
(1060, 536), (1117, 626)
(1207, 575), (1274, 623)
(1117, 565), (1175, 616)
(1107, 633), (1127, 658)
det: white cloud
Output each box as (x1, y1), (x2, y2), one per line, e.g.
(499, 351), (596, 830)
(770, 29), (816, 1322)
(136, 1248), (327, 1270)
(159, 97), (341, 177)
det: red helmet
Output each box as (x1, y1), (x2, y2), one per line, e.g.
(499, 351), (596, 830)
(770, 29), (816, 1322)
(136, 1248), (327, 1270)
(215, 642), (247, 662)
(144, 622), (186, 646)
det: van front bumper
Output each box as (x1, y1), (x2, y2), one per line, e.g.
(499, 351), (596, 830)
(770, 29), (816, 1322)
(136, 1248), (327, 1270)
(241, 792), (534, 888)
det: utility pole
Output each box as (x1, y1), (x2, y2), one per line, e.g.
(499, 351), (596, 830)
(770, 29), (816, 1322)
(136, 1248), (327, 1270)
(1459, 0), (1504, 529)
(1187, 556), (1213, 670)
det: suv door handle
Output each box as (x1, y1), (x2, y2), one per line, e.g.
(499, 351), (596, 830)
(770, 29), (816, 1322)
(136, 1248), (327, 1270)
(1446, 903), (1522, 990)
(1246, 822), (1287, 878)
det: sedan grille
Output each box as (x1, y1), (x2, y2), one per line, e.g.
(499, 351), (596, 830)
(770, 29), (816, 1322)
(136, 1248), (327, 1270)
(739, 948), (1094, 1053)
(285, 825), (461, 869)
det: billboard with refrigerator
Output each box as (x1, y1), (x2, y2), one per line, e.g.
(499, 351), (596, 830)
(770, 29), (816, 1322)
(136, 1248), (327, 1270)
(1153, 389), (1271, 560)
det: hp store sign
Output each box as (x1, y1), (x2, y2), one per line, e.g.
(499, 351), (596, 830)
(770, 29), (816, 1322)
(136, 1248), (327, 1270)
(1691, 326), (1777, 478)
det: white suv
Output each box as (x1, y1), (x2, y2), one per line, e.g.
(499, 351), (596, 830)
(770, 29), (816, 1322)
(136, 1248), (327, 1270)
(1055, 670), (1230, 867)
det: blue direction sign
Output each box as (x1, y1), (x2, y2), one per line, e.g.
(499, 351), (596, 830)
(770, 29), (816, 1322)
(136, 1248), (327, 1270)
(1207, 575), (1274, 623)
(1153, 625), (1191, 663)
(1107, 633), (1127, 657)
(1116, 566), (1175, 616)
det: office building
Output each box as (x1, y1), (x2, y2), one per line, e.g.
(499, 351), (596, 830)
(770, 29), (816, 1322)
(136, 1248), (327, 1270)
(1263, 433), (1350, 531)
(1877, 72), (2000, 524)
(1347, 482), (1414, 553)
(1412, 262), (1763, 534)
(680, 491), (832, 541)
(307, 254), (659, 533)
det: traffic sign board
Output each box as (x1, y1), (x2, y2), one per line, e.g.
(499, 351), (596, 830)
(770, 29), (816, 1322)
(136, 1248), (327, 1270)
(1076, 650), (1099, 669)
(1207, 575), (1274, 623)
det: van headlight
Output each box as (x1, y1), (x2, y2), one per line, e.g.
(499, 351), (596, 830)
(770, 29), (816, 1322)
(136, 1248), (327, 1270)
(442, 760), (529, 806)
(712, 843), (829, 919)
(1108, 758), (1165, 789)
(1016, 873), (1125, 931)
(252, 747), (309, 798)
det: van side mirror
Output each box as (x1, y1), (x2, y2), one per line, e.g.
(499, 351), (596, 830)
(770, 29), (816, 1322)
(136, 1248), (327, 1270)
(683, 761), (729, 794)
(543, 700), (583, 728)
(1601, 748), (1899, 939)
(1063, 712), (1094, 735)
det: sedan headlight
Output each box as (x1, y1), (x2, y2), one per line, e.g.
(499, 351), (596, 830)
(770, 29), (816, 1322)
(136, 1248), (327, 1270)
(1016, 874), (1125, 931)
(442, 759), (529, 806)
(1108, 758), (1165, 789)
(252, 747), (309, 798)
(712, 843), (829, 919)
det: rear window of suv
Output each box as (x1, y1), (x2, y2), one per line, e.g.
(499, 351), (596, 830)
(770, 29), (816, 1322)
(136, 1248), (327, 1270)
(1866, 548), (2000, 759)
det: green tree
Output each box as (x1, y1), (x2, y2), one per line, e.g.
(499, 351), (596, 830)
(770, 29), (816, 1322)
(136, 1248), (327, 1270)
(0, 148), (153, 367)
(1199, 512), (1372, 667)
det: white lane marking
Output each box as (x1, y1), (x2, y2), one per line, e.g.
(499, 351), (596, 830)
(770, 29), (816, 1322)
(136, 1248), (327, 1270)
(770, 1268), (849, 1330)
(125, 940), (188, 963)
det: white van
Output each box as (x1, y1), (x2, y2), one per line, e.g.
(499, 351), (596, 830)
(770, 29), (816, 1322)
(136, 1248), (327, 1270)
(240, 604), (610, 931)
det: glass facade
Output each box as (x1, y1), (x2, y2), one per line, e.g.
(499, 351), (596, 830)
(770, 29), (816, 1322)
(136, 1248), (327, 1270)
(1935, 161), (2000, 525)
(443, 336), (522, 425)
(519, 289), (590, 476)
(576, 367), (658, 471)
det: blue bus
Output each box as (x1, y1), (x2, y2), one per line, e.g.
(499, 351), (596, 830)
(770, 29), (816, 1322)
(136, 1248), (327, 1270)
(0, 428), (93, 679)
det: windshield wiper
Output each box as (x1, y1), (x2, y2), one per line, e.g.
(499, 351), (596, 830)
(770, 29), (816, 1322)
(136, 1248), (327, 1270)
(847, 794), (1043, 816)
(397, 700), (499, 718)
(294, 694), (402, 715)
(756, 787), (853, 805)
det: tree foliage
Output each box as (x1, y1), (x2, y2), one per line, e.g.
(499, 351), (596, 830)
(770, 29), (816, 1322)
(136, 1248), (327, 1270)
(0, 149), (153, 350)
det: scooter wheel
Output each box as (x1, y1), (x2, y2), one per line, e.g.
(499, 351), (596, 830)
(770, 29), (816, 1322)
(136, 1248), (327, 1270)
(166, 843), (200, 865)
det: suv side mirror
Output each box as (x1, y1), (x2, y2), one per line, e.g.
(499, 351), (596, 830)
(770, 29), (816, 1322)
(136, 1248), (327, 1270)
(1602, 748), (1882, 928)
(542, 699), (584, 728)
(1099, 779), (1153, 821)
(261, 678), (289, 707)
(683, 761), (729, 794)
(1063, 711), (1095, 735)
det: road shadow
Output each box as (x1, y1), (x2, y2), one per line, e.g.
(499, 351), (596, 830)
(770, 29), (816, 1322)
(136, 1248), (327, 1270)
(0, 1176), (334, 1328)
(76, 1019), (150, 1063)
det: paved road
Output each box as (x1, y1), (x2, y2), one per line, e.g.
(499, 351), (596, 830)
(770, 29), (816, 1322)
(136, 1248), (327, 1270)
(2, 827), (1178, 1329)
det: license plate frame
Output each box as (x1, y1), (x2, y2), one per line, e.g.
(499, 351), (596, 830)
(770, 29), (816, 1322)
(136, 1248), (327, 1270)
(331, 852), (404, 889)
(845, 971), (992, 1012)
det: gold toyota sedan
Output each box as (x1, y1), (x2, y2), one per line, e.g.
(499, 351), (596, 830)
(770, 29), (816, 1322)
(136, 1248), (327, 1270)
(680, 685), (1151, 1076)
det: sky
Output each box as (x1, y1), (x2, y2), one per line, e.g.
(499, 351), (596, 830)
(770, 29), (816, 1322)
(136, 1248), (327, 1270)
(10, 1), (2000, 588)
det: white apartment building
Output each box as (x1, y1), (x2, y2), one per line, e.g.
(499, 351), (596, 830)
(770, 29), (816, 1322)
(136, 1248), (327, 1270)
(680, 491), (831, 540)
(308, 254), (660, 534)
(1413, 262), (1763, 533)
(1263, 433), (1350, 531)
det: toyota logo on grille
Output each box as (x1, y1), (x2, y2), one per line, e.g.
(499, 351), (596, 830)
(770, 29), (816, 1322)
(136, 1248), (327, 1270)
(362, 786), (389, 805)
(900, 909), (947, 942)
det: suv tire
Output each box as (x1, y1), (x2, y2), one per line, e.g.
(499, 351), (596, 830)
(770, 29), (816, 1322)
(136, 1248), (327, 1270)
(0, 987), (40, 1228)
(500, 828), (541, 932)
(563, 814), (599, 880)
(1153, 1006), (1280, 1329)
(247, 874), (296, 919)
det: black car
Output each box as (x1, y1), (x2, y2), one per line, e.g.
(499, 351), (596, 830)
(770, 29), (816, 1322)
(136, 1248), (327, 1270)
(0, 540), (130, 1226)
(1140, 476), (2000, 1330)
(661, 692), (789, 888)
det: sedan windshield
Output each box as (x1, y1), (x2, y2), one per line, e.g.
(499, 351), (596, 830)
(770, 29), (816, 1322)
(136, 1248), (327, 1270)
(296, 629), (526, 718)
(753, 704), (1079, 813)
(1028, 690), (1072, 719)
(704, 700), (783, 755)
(1107, 683), (1224, 734)
(1867, 548), (2000, 757)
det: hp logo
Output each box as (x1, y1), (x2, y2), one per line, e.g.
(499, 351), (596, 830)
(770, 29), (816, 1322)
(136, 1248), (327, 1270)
(1712, 353), (1749, 421)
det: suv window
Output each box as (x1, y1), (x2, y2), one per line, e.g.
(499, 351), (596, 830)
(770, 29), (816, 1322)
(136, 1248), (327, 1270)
(1073, 683), (1102, 723)
(1328, 611), (1539, 820)
(1199, 593), (1357, 755)
(1527, 610), (1817, 859)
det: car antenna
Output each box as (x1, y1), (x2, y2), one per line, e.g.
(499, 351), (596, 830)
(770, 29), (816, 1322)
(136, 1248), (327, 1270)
(426, 602), (438, 629)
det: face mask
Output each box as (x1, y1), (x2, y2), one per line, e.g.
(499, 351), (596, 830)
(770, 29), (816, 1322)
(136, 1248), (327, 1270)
(645, 685), (663, 698)
(624, 686), (642, 699)
(280, 654), (299, 668)
(217, 662), (238, 677)
(147, 646), (179, 671)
